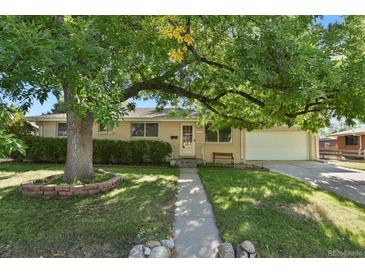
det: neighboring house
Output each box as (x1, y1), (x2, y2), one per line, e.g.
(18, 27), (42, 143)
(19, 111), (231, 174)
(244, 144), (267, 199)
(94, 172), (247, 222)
(26, 108), (319, 163)
(319, 137), (337, 149)
(6, 112), (39, 135)
(331, 128), (365, 152)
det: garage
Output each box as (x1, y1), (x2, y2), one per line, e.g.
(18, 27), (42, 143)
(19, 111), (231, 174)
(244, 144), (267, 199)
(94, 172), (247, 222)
(245, 131), (310, 160)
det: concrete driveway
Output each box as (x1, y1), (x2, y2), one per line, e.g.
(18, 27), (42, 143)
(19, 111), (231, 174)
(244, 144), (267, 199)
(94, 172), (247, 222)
(261, 161), (365, 204)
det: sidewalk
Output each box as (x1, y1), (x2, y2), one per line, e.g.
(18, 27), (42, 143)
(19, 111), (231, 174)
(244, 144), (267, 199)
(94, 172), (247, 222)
(174, 168), (221, 257)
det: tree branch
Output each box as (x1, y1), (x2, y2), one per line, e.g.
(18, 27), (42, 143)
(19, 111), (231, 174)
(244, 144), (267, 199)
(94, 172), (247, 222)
(186, 44), (236, 73)
(123, 77), (262, 126)
(179, 18), (237, 73)
(122, 62), (189, 100)
(225, 89), (266, 107)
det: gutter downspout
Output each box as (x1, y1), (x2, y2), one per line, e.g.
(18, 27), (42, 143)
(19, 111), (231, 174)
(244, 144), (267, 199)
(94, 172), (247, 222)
(201, 143), (205, 163)
(359, 134), (362, 151)
(240, 129), (244, 162)
(359, 134), (363, 160)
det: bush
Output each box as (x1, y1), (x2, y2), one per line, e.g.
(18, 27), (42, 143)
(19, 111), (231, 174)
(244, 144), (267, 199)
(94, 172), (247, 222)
(148, 140), (173, 164)
(11, 136), (67, 163)
(12, 136), (172, 165)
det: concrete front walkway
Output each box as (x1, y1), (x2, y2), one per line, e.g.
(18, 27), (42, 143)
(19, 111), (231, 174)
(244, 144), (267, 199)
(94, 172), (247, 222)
(262, 161), (365, 204)
(174, 168), (221, 257)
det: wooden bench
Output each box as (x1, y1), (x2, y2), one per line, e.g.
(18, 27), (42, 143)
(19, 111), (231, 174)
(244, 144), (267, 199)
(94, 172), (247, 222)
(213, 152), (234, 164)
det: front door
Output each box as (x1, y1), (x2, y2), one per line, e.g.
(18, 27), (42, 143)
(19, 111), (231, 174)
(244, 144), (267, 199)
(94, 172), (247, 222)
(180, 124), (195, 157)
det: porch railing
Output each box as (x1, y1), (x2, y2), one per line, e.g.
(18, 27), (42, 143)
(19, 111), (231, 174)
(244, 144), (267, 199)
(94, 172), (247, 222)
(319, 149), (365, 160)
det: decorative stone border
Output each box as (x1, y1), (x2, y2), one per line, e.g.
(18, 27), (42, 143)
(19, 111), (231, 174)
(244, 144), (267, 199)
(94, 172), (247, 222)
(129, 239), (175, 258)
(20, 170), (122, 199)
(217, 240), (257, 258)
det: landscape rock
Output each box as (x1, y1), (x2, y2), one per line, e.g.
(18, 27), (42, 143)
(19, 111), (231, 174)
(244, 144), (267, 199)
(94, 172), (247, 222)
(249, 252), (257, 258)
(217, 243), (235, 258)
(143, 246), (151, 256)
(128, 244), (145, 258)
(149, 246), (171, 258)
(240, 240), (255, 254)
(161, 239), (174, 250)
(235, 245), (249, 258)
(146, 240), (161, 248)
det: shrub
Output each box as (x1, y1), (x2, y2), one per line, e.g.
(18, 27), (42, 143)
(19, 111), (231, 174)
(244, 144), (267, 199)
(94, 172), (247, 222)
(12, 136), (171, 165)
(148, 140), (172, 164)
(11, 136), (67, 163)
(128, 140), (148, 165)
(93, 139), (114, 164)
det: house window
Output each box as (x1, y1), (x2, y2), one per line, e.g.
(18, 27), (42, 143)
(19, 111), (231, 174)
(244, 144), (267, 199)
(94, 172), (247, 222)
(205, 126), (232, 143)
(324, 142), (331, 148)
(146, 123), (158, 137)
(131, 123), (158, 137)
(345, 135), (358, 145)
(57, 123), (67, 137)
(99, 123), (112, 133)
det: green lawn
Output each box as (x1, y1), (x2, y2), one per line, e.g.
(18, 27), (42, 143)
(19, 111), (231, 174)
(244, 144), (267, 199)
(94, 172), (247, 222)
(333, 161), (365, 171)
(199, 169), (365, 257)
(0, 163), (178, 257)
(33, 173), (114, 185)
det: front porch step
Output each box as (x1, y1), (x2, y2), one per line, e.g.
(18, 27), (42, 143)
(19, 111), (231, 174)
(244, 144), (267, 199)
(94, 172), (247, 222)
(173, 159), (202, 168)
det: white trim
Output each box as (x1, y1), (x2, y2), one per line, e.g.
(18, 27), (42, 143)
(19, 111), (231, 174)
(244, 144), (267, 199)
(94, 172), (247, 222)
(180, 123), (195, 157)
(360, 135), (363, 151)
(39, 124), (43, 137)
(26, 117), (198, 122)
(240, 129), (244, 160)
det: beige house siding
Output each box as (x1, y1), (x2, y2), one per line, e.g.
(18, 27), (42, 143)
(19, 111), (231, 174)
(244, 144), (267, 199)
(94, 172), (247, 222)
(38, 121), (59, 137)
(200, 127), (242, 163)
(35, 120), (318, 162)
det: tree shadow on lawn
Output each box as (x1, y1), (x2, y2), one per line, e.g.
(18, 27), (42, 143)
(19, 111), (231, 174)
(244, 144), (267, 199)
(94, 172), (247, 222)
(0, 175), (14, 180)
(200, 170), (365, 258)
(0, 171), (177, 258)
(0, 162), (63, 173)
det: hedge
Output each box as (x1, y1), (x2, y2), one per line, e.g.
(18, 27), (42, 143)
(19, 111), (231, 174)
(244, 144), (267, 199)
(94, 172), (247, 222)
(12, 136), (172, 165)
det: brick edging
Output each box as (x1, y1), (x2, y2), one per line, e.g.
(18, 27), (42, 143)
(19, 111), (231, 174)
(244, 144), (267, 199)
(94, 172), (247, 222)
(20, 170), (122, 199)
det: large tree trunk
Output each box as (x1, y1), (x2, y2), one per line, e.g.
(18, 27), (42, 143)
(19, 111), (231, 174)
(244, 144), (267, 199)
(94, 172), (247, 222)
(63, 83), (94, 180)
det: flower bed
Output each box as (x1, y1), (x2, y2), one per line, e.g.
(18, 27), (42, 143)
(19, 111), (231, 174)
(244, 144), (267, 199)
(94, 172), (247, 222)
(20, 170), (122, 199)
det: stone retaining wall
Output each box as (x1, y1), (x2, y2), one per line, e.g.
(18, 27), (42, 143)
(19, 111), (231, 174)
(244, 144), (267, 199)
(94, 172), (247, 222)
(20, 173), (122, 199)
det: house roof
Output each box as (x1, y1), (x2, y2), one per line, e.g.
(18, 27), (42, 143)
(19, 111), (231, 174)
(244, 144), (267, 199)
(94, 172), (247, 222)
(331, 127), (365, 136)
(26, 108), (198, 122)
(319, 137), (337, 141)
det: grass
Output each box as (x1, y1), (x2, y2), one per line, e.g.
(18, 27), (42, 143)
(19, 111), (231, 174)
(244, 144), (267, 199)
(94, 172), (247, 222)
(333, 161), (365, 171)
(33, 173), (114, 185)
(200, 163), (235, 169)
(0, 163), (63, 188)
(0, 162), (178, 257)
(199, 169), (365, 258)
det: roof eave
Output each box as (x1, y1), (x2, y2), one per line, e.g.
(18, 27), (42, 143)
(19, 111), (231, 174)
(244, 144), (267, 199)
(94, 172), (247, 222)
(330, 132), (365, 136)
(26, 116), (198, 122)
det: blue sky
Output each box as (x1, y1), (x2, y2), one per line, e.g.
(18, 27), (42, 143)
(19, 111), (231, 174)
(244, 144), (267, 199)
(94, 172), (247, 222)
(24, 15), (343, 116)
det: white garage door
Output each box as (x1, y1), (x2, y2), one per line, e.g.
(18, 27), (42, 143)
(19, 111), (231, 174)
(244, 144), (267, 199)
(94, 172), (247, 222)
(245, 131), (309, 160)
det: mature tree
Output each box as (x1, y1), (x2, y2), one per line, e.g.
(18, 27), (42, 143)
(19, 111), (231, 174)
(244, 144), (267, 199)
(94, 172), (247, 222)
(1, 16), (364, 179)
(0, 104), (25, 157)
(46, 96), (67, 114)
